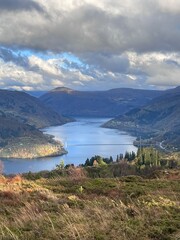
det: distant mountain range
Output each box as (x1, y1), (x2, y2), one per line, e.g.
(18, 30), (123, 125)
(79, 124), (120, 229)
(40, 87), (162, 117)
(0, 89), (71, 128)
(103, 86), (180, 151)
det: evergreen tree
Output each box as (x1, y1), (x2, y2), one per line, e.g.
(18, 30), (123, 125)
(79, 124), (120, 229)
(109, 156), (113, 163)
(125, 151), (130, 160)
(131, 151), (136, 160)
(85, 158), (90, 166)
(119, 154), (123, 160)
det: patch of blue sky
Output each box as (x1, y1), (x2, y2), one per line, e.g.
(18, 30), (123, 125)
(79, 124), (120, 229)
(11, 48), (90, 71)
(15, 49), (32, 57)
(16, 49), (83, 64)
(60, 52), (82, 64)
(58, 52), (88, 70)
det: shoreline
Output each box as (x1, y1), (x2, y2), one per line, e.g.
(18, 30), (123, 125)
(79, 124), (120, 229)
(0, 135), (68, 160)
(0, 149), (67, 160)
(102, 123), (180, 153)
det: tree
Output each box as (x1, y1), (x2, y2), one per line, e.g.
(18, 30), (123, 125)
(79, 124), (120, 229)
(131, 151), (136, 161)
(120, 154), (123, 160)
(85, 158), (90, 166)
(124, 151), (130, 160)
(56, 159), (65, 170)
(98, 158), (107, 166)
(109, 156), (113, 163)
(124, 151), (136, 162)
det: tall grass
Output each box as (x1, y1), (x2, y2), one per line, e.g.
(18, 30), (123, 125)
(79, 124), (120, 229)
(0, 173), (179, 239)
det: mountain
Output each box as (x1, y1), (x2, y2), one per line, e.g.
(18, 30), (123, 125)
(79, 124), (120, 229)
(40, 87), (162, 117)
(0, 112), (66, 158)
(0, 89), (72, 128)
(103, 86), (180, 150)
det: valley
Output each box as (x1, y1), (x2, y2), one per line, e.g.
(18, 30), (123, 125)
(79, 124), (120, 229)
(0, 86), (179, 165)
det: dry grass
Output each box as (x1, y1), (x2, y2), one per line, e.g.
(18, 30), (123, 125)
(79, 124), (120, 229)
(0, 171), (179, 240)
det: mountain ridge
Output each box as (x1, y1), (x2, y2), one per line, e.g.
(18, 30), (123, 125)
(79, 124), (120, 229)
(40, 87), (163, 117)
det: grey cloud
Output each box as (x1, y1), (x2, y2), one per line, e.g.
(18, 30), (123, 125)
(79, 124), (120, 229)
(0, 1), (180, 53)
(79, 53), (129, 73)
(0, 0), (44, 12)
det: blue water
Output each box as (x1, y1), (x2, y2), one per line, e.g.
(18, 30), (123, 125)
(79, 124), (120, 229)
(1, 118), (137, 174)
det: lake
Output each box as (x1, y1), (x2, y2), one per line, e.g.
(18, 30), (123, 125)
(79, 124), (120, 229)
(1, 118), (137, 174)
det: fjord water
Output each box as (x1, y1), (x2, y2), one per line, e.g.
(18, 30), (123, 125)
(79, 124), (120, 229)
(2, 118), (137, 174)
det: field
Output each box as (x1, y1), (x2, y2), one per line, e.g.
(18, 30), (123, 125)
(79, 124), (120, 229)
(0, 169), (179, 240)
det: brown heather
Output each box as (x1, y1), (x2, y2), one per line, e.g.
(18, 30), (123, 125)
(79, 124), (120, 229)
(0, 169), (179, 240)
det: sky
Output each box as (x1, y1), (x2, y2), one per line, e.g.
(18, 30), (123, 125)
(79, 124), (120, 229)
(0, 0), (180, 92)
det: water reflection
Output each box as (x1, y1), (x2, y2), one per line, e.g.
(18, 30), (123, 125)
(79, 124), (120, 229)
(1, 118), (137, 174)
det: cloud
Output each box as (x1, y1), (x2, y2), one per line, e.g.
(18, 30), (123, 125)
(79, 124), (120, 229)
(0, 50), (179, 91)
(0, 0), (44, 12)
(146, 62), (180, 87)
(28, 55), (60, 75)
(0, 0), (179, 91)
(127, 52), (180, 88)
(0, 0), (180, 53)
(0, 0), (180, 54)
(79, 53), (129, 73)
(0, 54), (97, 91)
(0, 59), (43, 85)
(0, 47), (28, 67)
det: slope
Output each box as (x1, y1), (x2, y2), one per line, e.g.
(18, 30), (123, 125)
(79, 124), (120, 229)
(0, 112), (66, 158)
(0, 89), (71, 128)
(104, 86), (180, 150)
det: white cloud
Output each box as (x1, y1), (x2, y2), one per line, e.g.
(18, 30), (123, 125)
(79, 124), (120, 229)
(0, 56), (97, 90)
(51, 79), (64, 87)
(146, 62), (180, 86)
(28, 55), (61, 75)
(0, 59), (43, 85)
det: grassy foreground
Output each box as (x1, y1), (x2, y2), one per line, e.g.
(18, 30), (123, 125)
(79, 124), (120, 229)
(0, 170), (179, 240)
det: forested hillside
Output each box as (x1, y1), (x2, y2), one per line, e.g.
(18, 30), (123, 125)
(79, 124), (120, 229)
(104, 87), (180, 150)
